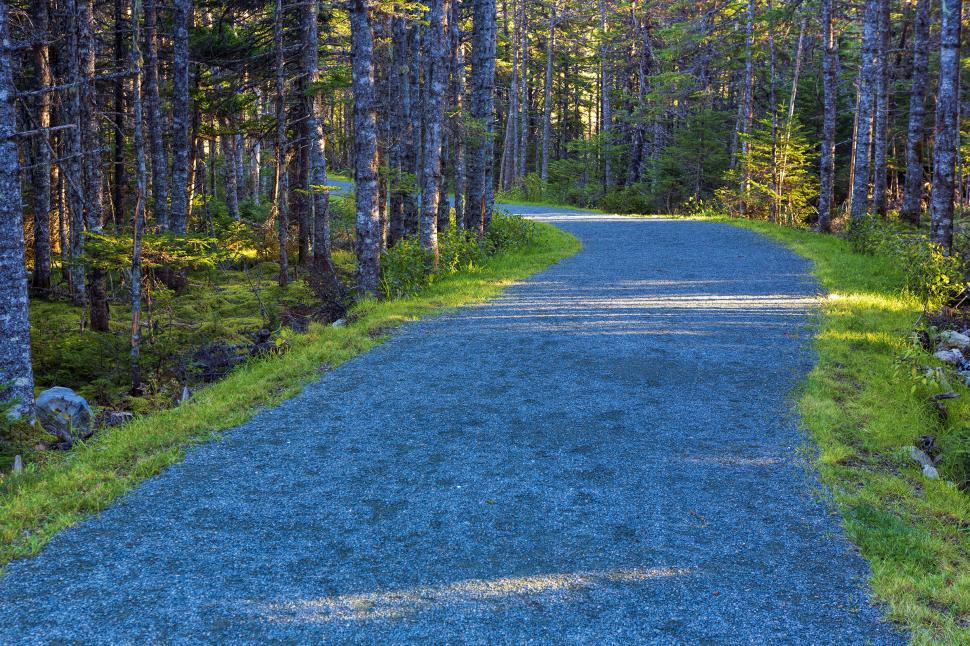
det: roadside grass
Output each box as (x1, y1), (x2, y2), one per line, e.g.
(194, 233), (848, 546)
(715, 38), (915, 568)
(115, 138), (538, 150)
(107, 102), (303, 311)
(0, 220), (580, 570)
(722, 218), (970, 644)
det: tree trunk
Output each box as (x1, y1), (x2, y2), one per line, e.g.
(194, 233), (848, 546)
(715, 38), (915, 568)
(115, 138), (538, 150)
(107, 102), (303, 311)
(421, 0), (449, 269)
(303, 0), (343, 301)
(901, 0), (930, 225)
(540, 2), (556, 182)
(849, 0), (880, 223)
(350, 0), (381, 295)
(29, 0), (52, 294)
(929, 0), (962, 250)
(464, 0), (497, 235)
(598, 0), (612, 189)
(273, 0), (289, 287)
(0, 0), (35, 418)
(448, 0), (465, 228)
(144, 0), (169, 229)
(129, 0), (147, 393)
(168, 0), (192, 234)
(79, 0), (109, 332)
(818, 0), (837, 232)
(61, 0), (86, 305)
(871, 0), (890, 215)
(112, 0), (127, 230)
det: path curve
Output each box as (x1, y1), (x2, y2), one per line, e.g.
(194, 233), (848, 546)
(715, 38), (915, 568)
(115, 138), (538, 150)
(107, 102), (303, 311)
(0, 207), (903, 643)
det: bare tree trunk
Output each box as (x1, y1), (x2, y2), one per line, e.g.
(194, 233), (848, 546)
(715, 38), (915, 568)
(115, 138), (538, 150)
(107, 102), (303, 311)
(871, 0), (890, 215)
(540, 1), (557, 182)
(303, 0), (343, 301)
(448, 0), (465, 227)
(464, 0), (496, 235)
(111, 0), (127, 229)
(388, 17), (408, 246)
(516, 0), (528, 180)
(901, 0), (930, 225)
(738, 0), (754, 213)
(144, 0), (169, 229)
(60, 0), (86, 304)
(929, 0), (962, 250)
(273, 0), (289, 287)
(849, 0), (880, 223)
(598, 0), (612, 189)
(221, 122), (241, 220)
(29, 0), (52, 294)
(421, 0), (449, 269)
(818, 0), (837, 232)
(0, 0), (35, 417)
(79, 0), (109, 332)
(129, 0), (147, 393)
(168, 0), (192, 234)
(350, 0), (381, 295)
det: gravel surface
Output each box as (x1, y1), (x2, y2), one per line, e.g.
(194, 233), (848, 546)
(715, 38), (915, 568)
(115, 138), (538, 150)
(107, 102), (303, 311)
(0, 207), (904, 644)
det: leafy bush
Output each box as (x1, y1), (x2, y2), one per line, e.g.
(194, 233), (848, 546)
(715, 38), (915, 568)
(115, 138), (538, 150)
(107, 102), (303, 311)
(849, 216), (967, 308)
(600, 186), (653, 214)
(379, 212), (536, 298)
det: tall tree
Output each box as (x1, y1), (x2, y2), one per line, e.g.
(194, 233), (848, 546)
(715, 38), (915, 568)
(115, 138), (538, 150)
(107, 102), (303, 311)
(464, 0), (497, 235)
(129, 0), (148, 392)
(351, 0), (381, 295)
(144, 0), (169, 229)
(849, 0), (881, 223)
(901, 0), (931, 225)
(929, 0), (962, 250)
(168, 0), (192, 234)
(303, 0), (343, 300)
(817, 0), (837, 232)
(421, 0), (449, 269)
(0, 0), (35, 417)
(79, 0), (109, 332)
(871, 0), (890, 215)
(28, 0), (52, 293)
(540, 1), (557, 182)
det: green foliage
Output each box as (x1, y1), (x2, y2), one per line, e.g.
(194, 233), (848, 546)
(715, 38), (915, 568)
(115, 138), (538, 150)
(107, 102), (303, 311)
(380, 213), (538, 298)
(718, 115), (818, 225)
(83, 232), (231, 272)
(849, 216), (968, 309)
(648, 107), (732, 210)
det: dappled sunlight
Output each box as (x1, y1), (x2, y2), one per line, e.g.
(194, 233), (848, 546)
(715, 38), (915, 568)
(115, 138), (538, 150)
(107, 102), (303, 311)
(261, 567), (692, 623)
(457, 278), (819, 337)
(824, 292), (915, 313)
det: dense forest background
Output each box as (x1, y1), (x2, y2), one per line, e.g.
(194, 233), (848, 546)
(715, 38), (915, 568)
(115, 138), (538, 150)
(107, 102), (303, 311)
(0, 0), (966, 430)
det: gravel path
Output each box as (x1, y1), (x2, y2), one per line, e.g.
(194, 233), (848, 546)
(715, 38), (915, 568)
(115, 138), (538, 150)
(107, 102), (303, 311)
(0, 207), (903, 644)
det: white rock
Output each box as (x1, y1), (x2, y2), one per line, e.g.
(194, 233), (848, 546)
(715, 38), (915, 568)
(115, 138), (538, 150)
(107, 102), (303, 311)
(331, 318), (347, 328)
(12, 454), (22, 473)
(34, 387), (93, 447)
(909, 446), (935, 469)
(934, 348), (964, 364)
(938, 330), (970, 349)
(922, 464), (940, 479)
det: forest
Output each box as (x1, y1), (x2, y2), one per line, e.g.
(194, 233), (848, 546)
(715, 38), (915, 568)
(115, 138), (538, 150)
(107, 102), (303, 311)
(0, 0), (968, 641)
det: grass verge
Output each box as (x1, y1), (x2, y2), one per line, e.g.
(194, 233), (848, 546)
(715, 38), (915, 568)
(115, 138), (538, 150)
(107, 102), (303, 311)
(723, 218), (970, 644)
(0, 220), (580, 570)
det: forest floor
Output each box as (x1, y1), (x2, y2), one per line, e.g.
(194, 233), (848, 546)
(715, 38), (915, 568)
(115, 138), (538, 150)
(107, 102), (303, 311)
(0, 207), (906, 642)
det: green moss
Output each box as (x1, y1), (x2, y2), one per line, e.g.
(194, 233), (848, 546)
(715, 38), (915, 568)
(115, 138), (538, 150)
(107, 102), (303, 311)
(0, 221), (580, 570)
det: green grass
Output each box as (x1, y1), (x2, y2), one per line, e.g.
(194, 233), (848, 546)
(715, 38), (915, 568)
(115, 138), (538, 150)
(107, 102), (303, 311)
(718, 218), (970, 644)
(0, 220), (580, 570)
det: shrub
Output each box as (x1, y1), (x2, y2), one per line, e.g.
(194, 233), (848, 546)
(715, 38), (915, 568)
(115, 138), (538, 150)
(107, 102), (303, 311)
(849, 216), (967, 309)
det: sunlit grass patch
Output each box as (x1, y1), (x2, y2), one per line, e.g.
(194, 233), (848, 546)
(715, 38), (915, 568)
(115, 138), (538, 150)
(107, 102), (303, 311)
(0, 221), (580, 571)
(725, 218), (970, 644)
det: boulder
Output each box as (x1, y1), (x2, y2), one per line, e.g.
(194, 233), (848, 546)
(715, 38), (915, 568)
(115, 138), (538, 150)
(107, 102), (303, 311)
(35, 387), (93, 448)
(933, 348), (964, 364)
(938, 329), (970, 350)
